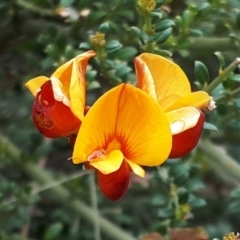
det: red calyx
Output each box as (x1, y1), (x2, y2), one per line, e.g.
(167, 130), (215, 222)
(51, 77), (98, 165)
(169, 110), (205, 159)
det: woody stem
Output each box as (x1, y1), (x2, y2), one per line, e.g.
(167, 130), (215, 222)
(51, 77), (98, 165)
(205, 57), (240, 94)
(0, 133), (137, 240)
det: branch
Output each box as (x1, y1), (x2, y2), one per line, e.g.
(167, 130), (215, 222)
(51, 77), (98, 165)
(198, 139), (240, 185)
(206, 57), (240, 94)
(188, 37), (239, 52)
(0, 133), (137, 240)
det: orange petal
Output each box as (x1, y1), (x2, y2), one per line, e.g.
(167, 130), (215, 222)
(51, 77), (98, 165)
(52, 50), (96, 120)
(126, 160), (145, 178)
(135, 53), (191, 110)
(72, 83), (172, 167)
(166, 107), (201, 135)
(90, 150), (124, 174)
(165, 91), (211, 112)
(69, 51), (96, 120)
(25, 76), (49, 97)
(97, 160), (130, 201)
(32, 81), (80, 138)
(169, 110), (205, 158)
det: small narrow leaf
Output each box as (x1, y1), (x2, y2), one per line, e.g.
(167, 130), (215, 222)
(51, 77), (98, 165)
(155, 19), (175, 32)
(214, 51), (225, 71)
(203, 122), (218, 132)
(154, 27), (172, 44)
(194, 61), (209, 84)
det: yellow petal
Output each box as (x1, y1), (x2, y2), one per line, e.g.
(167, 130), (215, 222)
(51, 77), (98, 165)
(72, 83), (172, 167)
(90, 150), (124, 174)
(52, 51), (96, 120)
(25, 76), (49, 96)
(134, 56), (158, 101)
(50, 77), (70, 106)
(135, 53), (191, 110)
(69, 50), (96, 120)
(126, 160), (145, 178)
(165, 91), (211, 112)
(166, 107), (201, 135)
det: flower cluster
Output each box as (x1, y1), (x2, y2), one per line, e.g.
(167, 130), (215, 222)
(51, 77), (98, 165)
(25, 51), (215, 201)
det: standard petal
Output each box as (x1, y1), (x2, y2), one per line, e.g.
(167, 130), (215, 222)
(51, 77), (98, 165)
(72, 83), (172, 166)
(25, 76), (49, 97)
(166, 107), (201, 135)
(126, 160), (145, 178)
(69, 50), (96, 120)
(165, 91), (211, 112)
(96, 160), (130, 201)
(90, 150), (124, 174)
(135, 53), (191, 110)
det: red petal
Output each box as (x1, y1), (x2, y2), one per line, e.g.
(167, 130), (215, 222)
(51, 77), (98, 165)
(169, 111), (205, 158)
(32, 81), (81, 138)
(96, 160), (131, 201)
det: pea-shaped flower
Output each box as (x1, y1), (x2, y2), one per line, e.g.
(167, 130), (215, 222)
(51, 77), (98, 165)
(25, 51), (96, 138)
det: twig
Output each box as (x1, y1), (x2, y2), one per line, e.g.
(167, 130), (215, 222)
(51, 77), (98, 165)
(198, 139), (240, 184)
(0, 133), (137, 240)
(16, 0), (55, 17)
(89, 172), (101, 240)
(206, 58), (240, 94)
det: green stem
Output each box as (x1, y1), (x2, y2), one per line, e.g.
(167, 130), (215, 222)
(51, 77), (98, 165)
(198, 139), (240, 184)
(144, 14), (154, 52)
(205, 57), (240, 94)
(16, 0), (55, 17)
(214, 86), (240, 102)
(0, 133), (137, 240)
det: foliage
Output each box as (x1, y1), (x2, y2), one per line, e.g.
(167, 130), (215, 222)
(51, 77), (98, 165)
(0, 0), (240, 239)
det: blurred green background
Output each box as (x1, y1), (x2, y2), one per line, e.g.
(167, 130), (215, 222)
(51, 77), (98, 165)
(0, 0), (240, 239)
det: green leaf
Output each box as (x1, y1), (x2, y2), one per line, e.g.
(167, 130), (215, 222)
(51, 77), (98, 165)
(230, 188), (240, 199)
(203, 122), (218, 132)
(228, 74), (240, 82)
(98, 22), (110, 34)
(189, 28), (203, 36)
(153, 49), (172, 57)
(189, 197), (206, 208)
(105, 40), (122, 51)
(44, 222), (63, 240)
(227, 200), (240, 213)
(194, 61), (209, 85)
(151, 194), (168, 206)
(178, 188), (189, 204)
(79, 42), (91, 50)
(214, 51), (225, 71)
(185, 178), (205, 192)
(60, 0), (75, 7)
(158, 208), (175, 219)
(169, 164), (190, 186)
(236, 12), (240, 29)
(235, 99), (240, 109)
(115, 66), (132, 78)
(154, 27), (172, 44)
(116, 47), (138, 60)
(131, 26), (148, 44)
(198, 2), (210, 12)
(87, 81), (100, 90)
(155, 19), (175, 32)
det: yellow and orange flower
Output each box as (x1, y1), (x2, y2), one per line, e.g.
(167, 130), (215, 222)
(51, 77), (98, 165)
(25, 50), (96, 138)
(134, 53), (215, 158)
(72, 84), (172, 200)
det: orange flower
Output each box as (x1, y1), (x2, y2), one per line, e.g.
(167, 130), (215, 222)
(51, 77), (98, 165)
(134, 53), (215, 158)
(25, 51), (96, 138)
(72, 84), (172, 200)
